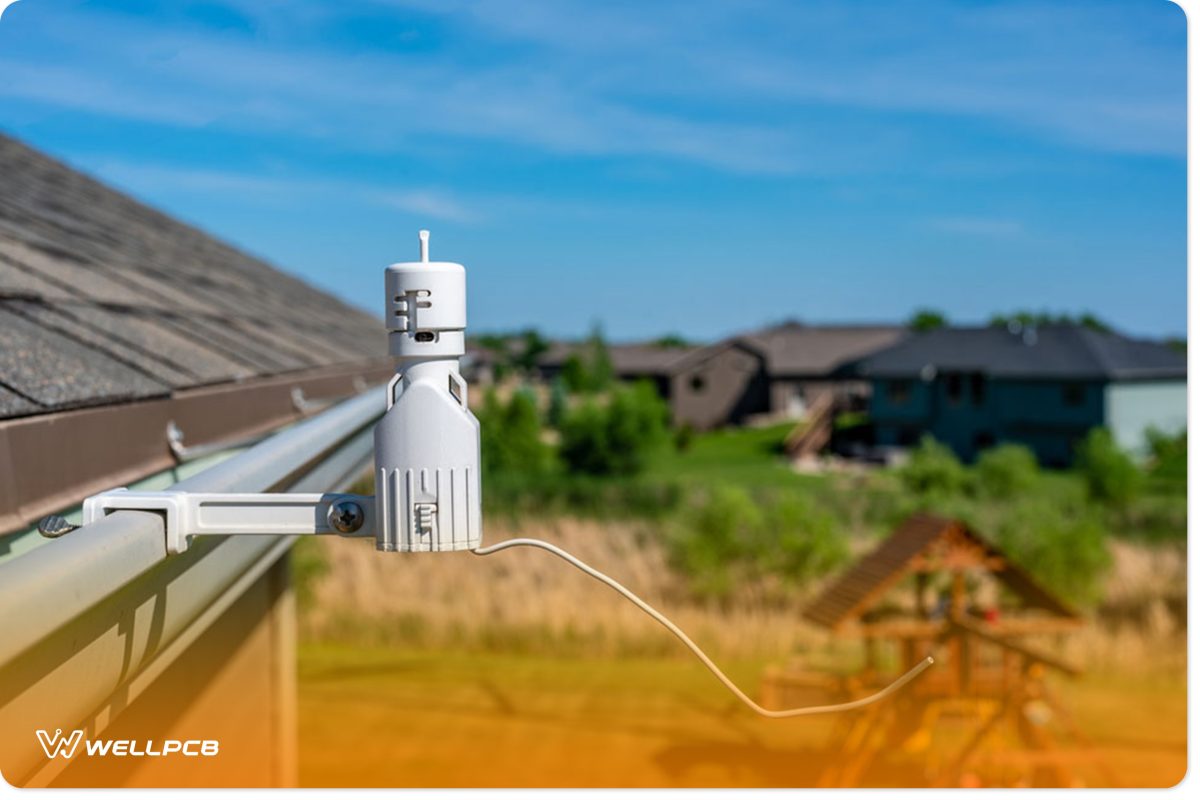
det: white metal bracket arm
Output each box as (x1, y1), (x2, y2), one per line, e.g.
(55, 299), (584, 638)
(82, 489), (376, 555)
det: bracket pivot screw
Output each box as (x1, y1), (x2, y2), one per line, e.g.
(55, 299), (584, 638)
(328, 500), (365, 534)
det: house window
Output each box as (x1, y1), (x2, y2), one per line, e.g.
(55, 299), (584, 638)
(1062, 382), (1085, 408)
(969, 373), (986, 407)
(690, 374), (706, 393)
(887, 379), (911, 404)
(946, 373), (963, 405)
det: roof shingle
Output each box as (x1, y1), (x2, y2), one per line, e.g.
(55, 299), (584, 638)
(0, 132), (387, 419)
(852, 324), (1185, 381)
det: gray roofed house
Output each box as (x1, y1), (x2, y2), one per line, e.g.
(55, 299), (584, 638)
(0, 132), (392, 534)
(850, 324), (1186, 465)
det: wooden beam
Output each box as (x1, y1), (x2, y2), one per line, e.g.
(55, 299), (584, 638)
(949, 618), (1082, 677)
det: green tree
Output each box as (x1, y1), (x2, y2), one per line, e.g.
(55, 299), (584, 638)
(974, 443), (1039, 499)
(908, 308), (948, 332)
(653, 333), (692, 349)
(474, 332), (513, 381)
(669, 486), (763, 598)
(1074, 427), (1142, 509)
(1145, 427), (1186, 486)
(560, 355), (587, 393)
(989, 311), (1111, 332)
(513, 328), (549, 374)
(546, 378), (569, 428)
(560, 323), (614, 394)
(1076, 312), (1112, 333)
(994, 500), (1111, 605)
(899, 436), (968, 496)
(583, 323), (613, 391)
(558, 381), (667, 475)
(668, 489), (849, 599)
(478, 389), (549, 475)
(761, 495), (850, 584)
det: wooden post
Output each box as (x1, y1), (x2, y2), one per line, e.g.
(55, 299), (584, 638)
(952, 571), (969, 695)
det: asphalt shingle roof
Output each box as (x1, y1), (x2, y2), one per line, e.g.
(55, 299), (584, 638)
(537, 341), (704, 375)
(536, 323), (906, 379)
(0, 132), (387, 419)
(852, 324), (1185, 381)
(739, 321), (906, 376)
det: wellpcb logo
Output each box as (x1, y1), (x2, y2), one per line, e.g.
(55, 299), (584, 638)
(36, 729), (219, 760)
(35, 729), (83, 759)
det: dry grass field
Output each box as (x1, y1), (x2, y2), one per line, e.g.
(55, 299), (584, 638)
(296, 519), (1186, 788)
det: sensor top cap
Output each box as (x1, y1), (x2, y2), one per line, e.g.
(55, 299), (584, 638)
(385, 230), (466, 359)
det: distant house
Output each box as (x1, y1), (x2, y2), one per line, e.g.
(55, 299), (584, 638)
(536, 322), (906, 430)
(851, 324), (1187, 465)
(533, 339), (768, 429)
(738, 322), (906, 417)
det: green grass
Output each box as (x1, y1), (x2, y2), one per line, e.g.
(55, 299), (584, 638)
(645, 422), (815, 490)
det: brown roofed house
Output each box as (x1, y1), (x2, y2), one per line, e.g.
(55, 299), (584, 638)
(536, 321), (906, 431)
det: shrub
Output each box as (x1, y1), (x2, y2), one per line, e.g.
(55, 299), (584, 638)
(557, 401), (611, 474)
(760, 495), (850, 584)
(478, 389), (549, 476)
(561, 323), (614, 394)
(1145, 427), (1186, 487)
(546, 378), (569, 428)
(673, 422), (695, 452)
(974, 443), (1039, 499)
(668, 488), (850, 599)
(1074, 428), (1143, 509)
(993, 499), (1111, 606)
(560, 355), (588, 394)
(513, 328), (550, 374)
(484, 472), (683, 520)
(669, 486), (763, 598)
(558, 381), (668, 476)
(899, 436), (968, 496)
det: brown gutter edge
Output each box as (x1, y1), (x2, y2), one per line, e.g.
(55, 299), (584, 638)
(0, 359), (395, 535)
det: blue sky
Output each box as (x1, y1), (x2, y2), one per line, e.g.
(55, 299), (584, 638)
(0, 0), (1187, 340)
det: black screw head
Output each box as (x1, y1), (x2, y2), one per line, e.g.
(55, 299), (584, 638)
(328, 500), (365, 534)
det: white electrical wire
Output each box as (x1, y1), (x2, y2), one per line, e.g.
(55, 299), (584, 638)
(472, 538), (935, 718)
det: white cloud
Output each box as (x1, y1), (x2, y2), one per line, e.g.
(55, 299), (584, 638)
(379, 190), (477, 223)
(0, 0), (1183, 179)
(88, 160), (480, 223)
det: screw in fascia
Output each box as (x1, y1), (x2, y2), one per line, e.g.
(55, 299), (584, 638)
(38, 515), (80, 538)
(328, 500), (365, 534)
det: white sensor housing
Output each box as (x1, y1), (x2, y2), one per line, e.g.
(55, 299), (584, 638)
(373, 231), (482, 552)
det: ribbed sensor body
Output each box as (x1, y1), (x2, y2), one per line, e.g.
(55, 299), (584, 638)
(373, 231), (482, 552)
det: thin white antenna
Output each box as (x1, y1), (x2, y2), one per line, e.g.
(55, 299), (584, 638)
(472, 538), (935, 718)
(418, 229), (430, 263)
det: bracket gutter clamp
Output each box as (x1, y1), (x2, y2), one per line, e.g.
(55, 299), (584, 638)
(82, 489), (376, 555)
